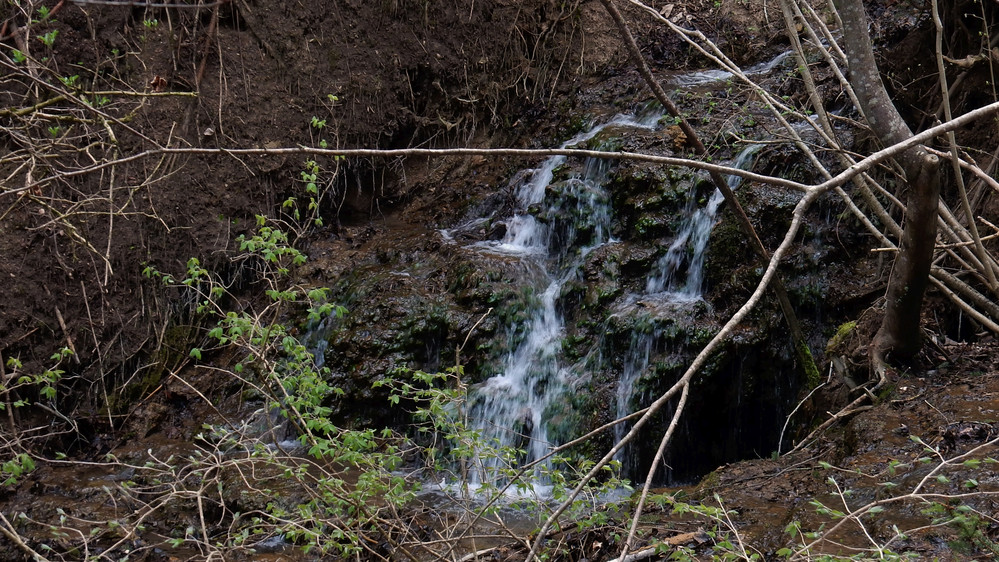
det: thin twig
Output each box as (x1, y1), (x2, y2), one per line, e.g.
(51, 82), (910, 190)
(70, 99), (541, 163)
(0, 511), (51, 562)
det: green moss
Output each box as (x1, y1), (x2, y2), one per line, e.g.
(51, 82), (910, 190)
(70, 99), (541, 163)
(561, 333), (592, 361)
(826, 320), (857, 355)
(584, 135), (623, 152)
(596, 285), (622, 304)
(634, 214), (670, 238)
(691, 468), (722, 498)
(876, 383), (897, 402)
(106, 323), (195, 415)
(689, 326), (719, 346)
(797, 340), (821, 388)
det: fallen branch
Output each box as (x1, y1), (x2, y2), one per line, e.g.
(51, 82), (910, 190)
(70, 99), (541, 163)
(0, 512), (51, 562)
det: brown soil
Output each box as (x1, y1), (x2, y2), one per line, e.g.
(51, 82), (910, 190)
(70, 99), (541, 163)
(0, 0), (621, 418)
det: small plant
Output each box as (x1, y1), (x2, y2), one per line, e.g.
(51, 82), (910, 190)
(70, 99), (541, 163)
(59, 74), (79, 89)
(34, 6), (53, 23)
(2, 351), (69, 410)
(282, 159), (327, 229)
(0, 348), (72, 486)
(1, 454), (36, 487)
(137, 218), (442, 558)
(235, 215), (308, 272)
(86, 95), (111, 108)
(38, 29), (59, 48)
(142, 18), (159, 29)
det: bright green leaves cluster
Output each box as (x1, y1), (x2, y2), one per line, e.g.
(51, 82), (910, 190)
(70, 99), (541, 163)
(375, 367), (473, 476)
(143, 216), (427, 557)
(38, 29), (58, 48)
(0, 348), (72, 486)
(282, 158), (326, 228)
(237, 215), (307, 270)
(290, 101), (347, 228)
(375, 366), (530, 499)
(306, 288), (346, 323)
(1, 348), (70, 410)
(2, 454), (36, 487)
(301, 159), (320, 196)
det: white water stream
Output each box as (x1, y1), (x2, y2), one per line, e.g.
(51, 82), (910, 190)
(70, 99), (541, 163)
(455, 106), (764, 489)
(673, 50), (791, 87)
(462, 111), (660, 487)
(612, 143), (762, 475)
(433, 44), (797, 491)
(644, 144), (762, 299)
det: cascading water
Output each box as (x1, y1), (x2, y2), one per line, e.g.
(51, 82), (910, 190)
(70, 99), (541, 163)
(644, 145), (762, 299)
(463, 111), (661, 488)
(613, 143), (762, 476)
(673, 50), (791, 87)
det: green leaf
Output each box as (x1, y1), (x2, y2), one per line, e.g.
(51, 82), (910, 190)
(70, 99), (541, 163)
(189, 348), (202, 360)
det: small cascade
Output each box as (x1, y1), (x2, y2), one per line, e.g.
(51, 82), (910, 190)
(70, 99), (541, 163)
(613, 143), (762, 478)
(464, 110), (660, 488)
(673, 50), (792, 87)
(645, 144), (761, 299)
(613, 325), (654, 477)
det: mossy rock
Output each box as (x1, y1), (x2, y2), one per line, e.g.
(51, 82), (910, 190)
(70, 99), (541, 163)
(632, 213), (673, 238)
(610, 165), (698, 243)
(826, 320), (857, 355)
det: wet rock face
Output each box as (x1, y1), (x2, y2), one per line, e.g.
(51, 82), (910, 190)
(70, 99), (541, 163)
(308, 121), (844, 484)
(610, 162), (701, 241)
(298, 31), (883, 483)
(313, 236), (471, 426)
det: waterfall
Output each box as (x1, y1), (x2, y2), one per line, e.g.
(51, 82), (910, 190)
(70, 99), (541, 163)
(645, 144), (762, 299)
(453, 105), (763, 490)
(464, 110), (660, 489)
(673, 50), (792, 87)
(613, 143), (762, 477)
(613, 325), (655, 477)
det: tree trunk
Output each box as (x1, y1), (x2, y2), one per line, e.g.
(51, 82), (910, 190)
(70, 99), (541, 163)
(832, 0), (941, 372)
